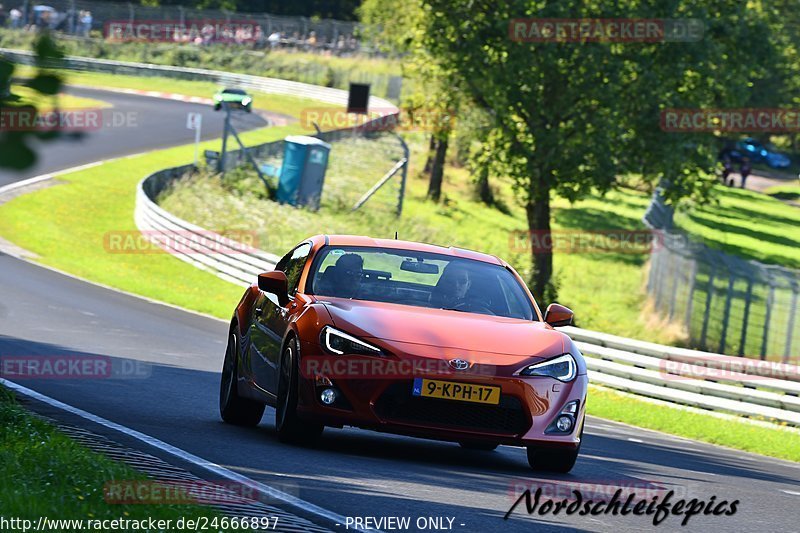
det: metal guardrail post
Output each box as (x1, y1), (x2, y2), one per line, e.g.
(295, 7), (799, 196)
(395, 132), (409, 217)
(685, 259), (698, 332)
(218, 104), (230, 174)
(718, 273), (736, 354)
(668, 254), (681, 320)
(761, 280), (775, 360)
(738, 276), (754, 356)
(699, 264), (716, 350)
(785, 283), (798, 364)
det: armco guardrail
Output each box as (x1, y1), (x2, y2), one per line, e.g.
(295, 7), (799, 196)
(106, 52), (799, 427)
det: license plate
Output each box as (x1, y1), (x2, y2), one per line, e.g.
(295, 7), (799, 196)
(412, 378), (500, 405)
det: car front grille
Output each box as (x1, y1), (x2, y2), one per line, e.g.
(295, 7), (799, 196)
(374, 381), (529, 435)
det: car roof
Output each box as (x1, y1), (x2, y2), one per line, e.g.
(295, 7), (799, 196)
(314, 234), (504, 265)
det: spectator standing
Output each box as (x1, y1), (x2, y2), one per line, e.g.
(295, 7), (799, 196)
(79, 10), (91, 37)
(721, 155), (733, 186)
(9, 6), (21, 28)
(267, 30), (281, 49)
(739, 158), (752, 189)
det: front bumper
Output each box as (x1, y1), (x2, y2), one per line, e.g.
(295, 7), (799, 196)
(296, 339), (588, 448)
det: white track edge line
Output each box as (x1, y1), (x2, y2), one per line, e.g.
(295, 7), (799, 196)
(0, 378), (373, 533)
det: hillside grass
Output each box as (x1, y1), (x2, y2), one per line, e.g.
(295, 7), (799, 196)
(673, 185), (800, 269)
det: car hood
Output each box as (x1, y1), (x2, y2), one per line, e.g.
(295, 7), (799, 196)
(318, 297), (566, 358)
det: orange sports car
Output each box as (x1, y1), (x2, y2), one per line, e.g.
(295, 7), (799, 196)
(219, 235), (588, 472)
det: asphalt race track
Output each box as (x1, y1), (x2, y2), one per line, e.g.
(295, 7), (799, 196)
(1, 86), (799, 533)
(0, 86), (268, 187)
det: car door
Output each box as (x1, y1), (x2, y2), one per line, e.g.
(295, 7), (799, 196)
(249, 242), (312, 395)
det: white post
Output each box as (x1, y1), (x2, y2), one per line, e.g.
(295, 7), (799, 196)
(194, 121), (201, 166)
(186, 112), (203, 167)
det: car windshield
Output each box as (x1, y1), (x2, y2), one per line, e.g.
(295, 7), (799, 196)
(309, 246), (536, 320)
(223, 89), (246, 95)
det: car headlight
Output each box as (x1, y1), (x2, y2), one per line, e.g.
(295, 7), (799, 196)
(519, 353), (576, 381)
(242, 97), (252, 105)
(321, 326), (383, 356)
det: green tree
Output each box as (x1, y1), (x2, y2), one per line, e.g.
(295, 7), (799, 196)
(0, 33), (65, 170)
(420, 0), (785, 301)
(359, 0), (459, 202)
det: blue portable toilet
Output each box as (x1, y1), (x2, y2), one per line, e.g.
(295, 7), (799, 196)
(277, 135), (331, 210)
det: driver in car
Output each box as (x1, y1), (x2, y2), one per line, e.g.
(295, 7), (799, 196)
(318, 252), (364, 299)
(431, 261), (473, 310)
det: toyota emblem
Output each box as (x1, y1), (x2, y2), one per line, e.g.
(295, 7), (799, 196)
(449, 359), (470, 371)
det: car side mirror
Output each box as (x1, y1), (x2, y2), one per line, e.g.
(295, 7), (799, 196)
(258, 271), (290, 307)
(544, 303), (574, 327)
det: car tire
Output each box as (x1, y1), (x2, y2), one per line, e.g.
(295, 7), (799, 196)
(245, 104), (252, 113)
(459, 441), (499, 451)
(276, 337), (324, 445)
(526, 446), (579, 473)
(214, 103), (221, 111)
(220, 328), (265, 426)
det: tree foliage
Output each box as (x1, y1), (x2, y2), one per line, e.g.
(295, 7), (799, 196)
(418, 0), (791, 300)
(0, 33), (65, 170)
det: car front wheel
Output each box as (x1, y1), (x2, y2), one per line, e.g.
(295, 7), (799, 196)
(527, 446), (579, 473)
(275, 337), (324, 445)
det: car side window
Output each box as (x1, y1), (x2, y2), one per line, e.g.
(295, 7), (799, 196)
(280, 243), (312, 296)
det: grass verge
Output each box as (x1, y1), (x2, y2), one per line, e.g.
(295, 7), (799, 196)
(764, 183), (800, 202)
(10, 84), (109, 111)
(673, 184), (800, 268)
(587, 384), (800, 462)
(0, 388), (236, 525)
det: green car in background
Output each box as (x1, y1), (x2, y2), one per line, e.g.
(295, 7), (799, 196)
(213, 88), (253, 112)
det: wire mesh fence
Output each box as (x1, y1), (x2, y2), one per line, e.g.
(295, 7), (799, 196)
(8, 0), (367, 54)
(644, 188), (799, 361)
